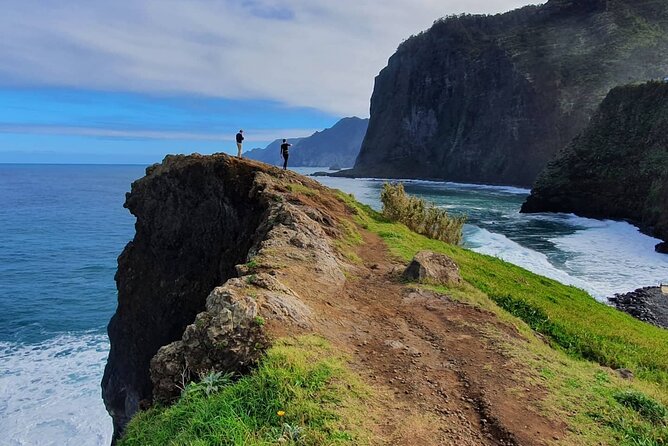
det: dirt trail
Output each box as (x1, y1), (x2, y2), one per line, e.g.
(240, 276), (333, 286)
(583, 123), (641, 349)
(289, 230), (566, 446)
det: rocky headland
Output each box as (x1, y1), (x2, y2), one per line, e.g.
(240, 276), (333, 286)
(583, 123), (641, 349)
(342, 0), (668, 186)
(104, 154), (668, 446)
(521, 81), (668, 252)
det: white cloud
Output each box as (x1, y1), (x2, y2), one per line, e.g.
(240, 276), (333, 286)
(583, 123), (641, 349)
(0, 124), (320, 142)
(0, 0), (532, 116)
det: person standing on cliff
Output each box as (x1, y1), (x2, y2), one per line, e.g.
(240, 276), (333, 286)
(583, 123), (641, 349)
(280, 139), (291, 170)
(236, 129), (244, 158)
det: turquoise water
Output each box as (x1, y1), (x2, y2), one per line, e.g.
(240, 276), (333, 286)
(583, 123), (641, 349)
(2, 164), (668, 446)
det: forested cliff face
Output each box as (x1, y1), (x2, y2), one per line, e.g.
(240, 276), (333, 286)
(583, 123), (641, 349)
(521, 82), (668, 252)
(351, 0), (668, 186)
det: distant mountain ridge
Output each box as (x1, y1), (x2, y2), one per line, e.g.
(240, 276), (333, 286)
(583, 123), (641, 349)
(347, 0), (668, 186)
(246, 117), (368, 168)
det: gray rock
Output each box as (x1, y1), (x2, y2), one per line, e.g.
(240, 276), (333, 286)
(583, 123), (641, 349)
(403, 251), (462, 286)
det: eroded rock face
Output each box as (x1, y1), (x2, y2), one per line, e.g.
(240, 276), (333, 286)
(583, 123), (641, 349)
(349, 0), (668, 186)
(103, 154), (348, 443)
(102, 155), (270, 441)
(521, 82), (668, 251)
(403, 251), (462, 285)
(150, 283), (267, 404)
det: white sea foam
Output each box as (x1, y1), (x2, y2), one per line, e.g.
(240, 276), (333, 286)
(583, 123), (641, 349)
(550, 218), (668, 298)
(466, 215), (668, 300)
(466, 225), (597, 296)
(0, 334), (112, 446)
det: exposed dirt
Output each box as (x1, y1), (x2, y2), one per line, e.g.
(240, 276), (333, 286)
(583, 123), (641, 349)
(281, 228), (566, 446)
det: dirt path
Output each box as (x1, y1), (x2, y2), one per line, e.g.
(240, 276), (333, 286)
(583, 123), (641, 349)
(293, 230), (566, 446)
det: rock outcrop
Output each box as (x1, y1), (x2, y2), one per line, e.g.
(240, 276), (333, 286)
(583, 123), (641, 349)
(102, 154), (349, 443)
(245, 117), (368, 168)
(403, 251), (462, 285)
(521, 82), (668, 251)
(345, 0), (668, 186)
(609, 287), (668, 329)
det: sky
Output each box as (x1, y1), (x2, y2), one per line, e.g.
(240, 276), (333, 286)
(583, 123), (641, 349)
(0, 0), (530, 164)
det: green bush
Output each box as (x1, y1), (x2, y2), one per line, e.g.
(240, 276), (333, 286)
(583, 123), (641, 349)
(380, 182), (466, 245)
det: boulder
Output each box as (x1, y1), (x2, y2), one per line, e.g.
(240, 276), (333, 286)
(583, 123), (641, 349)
(403, 251), (461, 285)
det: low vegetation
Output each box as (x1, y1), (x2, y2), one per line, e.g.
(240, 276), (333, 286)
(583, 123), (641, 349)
(119, 336), (372, 446)
(338, 190), (668, 445)
(380, 182), (466, 245)
(119, 187), (668, 446)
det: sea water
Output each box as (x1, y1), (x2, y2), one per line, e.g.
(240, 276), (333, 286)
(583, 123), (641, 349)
(2, 164), (668, 445)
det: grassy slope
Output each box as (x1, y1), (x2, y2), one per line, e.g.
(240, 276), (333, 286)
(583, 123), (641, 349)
(118, 189), (668, 446)
(339, 192), (668, 445)
(119, 336), (374, 446)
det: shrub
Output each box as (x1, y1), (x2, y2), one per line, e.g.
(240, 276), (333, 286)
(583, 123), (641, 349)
(380, 182), (466, 245)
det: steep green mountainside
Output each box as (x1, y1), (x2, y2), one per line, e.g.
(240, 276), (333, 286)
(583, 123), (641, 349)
(349, 0), (668, 186)
(522, 81), (668, 252)
(246, 117), (368, 168)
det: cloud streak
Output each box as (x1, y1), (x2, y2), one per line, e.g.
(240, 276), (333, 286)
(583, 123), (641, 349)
(0, 0), (531, 117)
(0, 124), (320, 143)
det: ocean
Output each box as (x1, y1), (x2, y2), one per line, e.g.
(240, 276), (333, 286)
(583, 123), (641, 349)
(2, 164), (668, 445)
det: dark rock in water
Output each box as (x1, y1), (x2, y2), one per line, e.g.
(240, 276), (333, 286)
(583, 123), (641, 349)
(522, 82), (668, 251)
(657, 242), (668, 254)
(403, 251), (462, 286)
(609, 287), (668, 329)
(351, 0), (668, 186)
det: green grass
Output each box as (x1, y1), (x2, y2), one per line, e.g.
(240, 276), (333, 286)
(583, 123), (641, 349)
(498, 325), (668, 446)
(119, 336), (372, 446)
(337, 192), (668, 386)
(287, 183), (319, 197)
(336, 191), (668, 444)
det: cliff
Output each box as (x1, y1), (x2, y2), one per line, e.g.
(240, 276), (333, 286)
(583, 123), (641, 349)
(521, 82), (668, 252)
(102, 154), (353, 442)
(105, 154), (668, 446)
(245, 117), (368, 168)
(347, 0), (668, 186)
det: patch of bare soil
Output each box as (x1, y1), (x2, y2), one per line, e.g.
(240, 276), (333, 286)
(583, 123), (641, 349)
(283, 228), (566, 446)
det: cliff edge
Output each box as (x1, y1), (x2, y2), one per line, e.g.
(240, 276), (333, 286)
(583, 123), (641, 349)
(102, 155), (348, 441)
(521, 82), (668, 252)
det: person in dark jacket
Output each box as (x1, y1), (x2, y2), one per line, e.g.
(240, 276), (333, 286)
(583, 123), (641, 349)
(236, 130), (244, 158)
(280, 139), (291, 170)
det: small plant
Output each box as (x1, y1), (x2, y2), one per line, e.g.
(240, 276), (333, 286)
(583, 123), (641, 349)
(280, 423), (304, 442)
(245, 259), (259, 273)
(190, 370), (235, 397)
(254, 316), (265, 326)
(380, 182), (466, 245)
(246, 274), (257, 285)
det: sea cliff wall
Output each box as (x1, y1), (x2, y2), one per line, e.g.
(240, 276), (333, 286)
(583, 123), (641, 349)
(102, 155), (348, 442)
(350, 0), (668, 186)
(521, 82), (668, 252)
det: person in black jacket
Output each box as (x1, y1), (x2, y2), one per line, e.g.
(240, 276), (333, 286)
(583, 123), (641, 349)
(236, 130), (244, 158)
(280, 139), (291, 170)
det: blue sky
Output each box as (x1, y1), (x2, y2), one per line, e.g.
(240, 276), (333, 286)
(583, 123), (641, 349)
(0, 0), (528, 164)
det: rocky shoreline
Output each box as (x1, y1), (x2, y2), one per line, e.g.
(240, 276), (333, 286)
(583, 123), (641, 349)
(609, 287), (668, 329)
